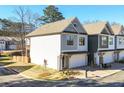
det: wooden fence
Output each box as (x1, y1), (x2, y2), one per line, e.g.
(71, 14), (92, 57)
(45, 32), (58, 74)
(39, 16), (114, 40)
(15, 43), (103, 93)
(12, 56), (30, 63)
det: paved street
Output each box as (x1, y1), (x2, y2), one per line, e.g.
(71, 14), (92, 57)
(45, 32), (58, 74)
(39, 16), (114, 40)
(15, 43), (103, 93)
(0, 65), (124, 87)
(96, 70), (124, 87)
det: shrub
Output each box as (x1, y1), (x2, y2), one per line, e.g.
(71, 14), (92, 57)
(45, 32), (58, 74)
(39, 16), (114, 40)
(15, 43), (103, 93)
(38, 72), (51, 77)
(61, 70), (82, 76)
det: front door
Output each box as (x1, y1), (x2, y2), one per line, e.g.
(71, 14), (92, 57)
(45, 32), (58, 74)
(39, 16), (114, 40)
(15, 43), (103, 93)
(114, 52), (119, 62)
(62, 55), (69, 70)
(117, 52), (119, 62)
(88, 53), (95, 66)
(99, 55), (103, 64)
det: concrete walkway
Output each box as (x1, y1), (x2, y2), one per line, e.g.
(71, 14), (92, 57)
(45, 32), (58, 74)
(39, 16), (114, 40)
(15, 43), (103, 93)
(73, 63), (124, 79)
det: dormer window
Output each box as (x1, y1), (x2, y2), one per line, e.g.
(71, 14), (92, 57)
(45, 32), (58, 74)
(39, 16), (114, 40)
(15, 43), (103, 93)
(73, 23), (77, 28)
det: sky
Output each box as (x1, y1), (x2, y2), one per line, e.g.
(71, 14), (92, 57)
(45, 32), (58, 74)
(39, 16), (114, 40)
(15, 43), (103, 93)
(0, 5), (124, 24)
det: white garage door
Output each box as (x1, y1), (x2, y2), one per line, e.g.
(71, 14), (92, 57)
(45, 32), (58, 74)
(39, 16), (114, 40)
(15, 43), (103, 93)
(103, 52), (114, 64)
(69, 54), (87, 68)
(119, 51), (124, 60)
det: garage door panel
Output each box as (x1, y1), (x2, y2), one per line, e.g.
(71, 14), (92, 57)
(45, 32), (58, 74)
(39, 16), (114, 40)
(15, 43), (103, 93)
(119, 51), (124, 60)
(103, 52), (114, 63)
(69, 54), (87, 68)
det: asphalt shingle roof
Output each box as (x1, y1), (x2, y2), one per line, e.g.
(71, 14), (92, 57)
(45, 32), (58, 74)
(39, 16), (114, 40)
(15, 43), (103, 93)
(111, 24), (123, 35)
(0, 36), (20, 41)
(26, 17), (77, 37)
(83, 21), (113, 35)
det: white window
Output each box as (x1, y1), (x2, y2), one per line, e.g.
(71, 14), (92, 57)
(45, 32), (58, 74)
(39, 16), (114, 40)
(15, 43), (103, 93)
(79, 37), (85, 46)
(67, 36), (74, 46)
(101, 36), (107, 46)
(119, 38), (122, 44)
(109, 37), (113, 45)
(100, 36), (108, 48)
(119, 38), (124, 45)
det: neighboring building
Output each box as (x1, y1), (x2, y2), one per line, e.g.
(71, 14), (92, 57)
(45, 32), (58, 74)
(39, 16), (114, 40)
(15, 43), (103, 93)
(0, 36), (20, 50)
(26, 17), (88, 70)
(111, 24), (124, 61)
(83, 21), (115, 66)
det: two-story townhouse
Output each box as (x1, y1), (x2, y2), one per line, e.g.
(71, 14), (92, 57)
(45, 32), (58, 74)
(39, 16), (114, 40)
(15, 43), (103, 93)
(111, 24), (124, 61)
(83, 21), (115, 66)
(26, 17), (88, 70)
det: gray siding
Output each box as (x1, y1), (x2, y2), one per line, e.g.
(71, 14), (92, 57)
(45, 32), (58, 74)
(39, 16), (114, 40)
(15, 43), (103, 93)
(64, 18), (86, 34)
(88, 35), (98, 52)
(65, 24), (77, 32)
(61, 34), (77, 51)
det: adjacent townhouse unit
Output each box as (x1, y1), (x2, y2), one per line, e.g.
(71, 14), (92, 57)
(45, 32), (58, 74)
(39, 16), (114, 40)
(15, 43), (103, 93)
(83, 21), (115, 66)
(26, 17), (88, 70)
(0, 36), (20, 50)
(111, 24), (124, 61)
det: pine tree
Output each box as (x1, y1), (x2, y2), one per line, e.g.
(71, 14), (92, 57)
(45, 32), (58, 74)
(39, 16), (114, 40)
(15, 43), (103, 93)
(39, 5), (65, 24)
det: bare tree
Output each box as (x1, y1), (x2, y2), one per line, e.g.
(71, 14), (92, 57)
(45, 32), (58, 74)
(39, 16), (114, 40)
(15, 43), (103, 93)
(111, 22), (120, 26)
(14, 6), (41, 56)
(26, 9), (40, 31)
(83, 20), (100, 24)
(15, 6), (28, 55)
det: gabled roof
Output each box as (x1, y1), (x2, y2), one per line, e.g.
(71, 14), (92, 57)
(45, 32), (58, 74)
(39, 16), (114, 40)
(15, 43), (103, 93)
(0, 36), (20, 41)
(26, 17), (86, 37)
(83, 21), (114, 35)
(111, 24), (123, 35)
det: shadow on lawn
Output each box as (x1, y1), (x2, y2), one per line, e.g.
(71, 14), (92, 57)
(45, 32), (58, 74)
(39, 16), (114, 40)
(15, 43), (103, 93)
(0, 59), (34, 76)
(0, 65), (34, 76)
(0, 66), (17, 76)
(0, 61), (15, 66)
(6, 65), (34, 73)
